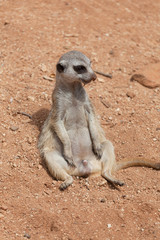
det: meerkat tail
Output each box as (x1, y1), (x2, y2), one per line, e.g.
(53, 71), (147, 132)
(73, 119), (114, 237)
(115, 158), (160, 171)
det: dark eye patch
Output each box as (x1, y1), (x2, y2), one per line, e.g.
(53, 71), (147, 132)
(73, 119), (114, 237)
(73, 65), (87, 74)
(56, 63), (65, 73)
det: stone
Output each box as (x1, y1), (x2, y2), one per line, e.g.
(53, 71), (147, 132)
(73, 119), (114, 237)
(10, 126), (19, 131)
(126, 91), (135, 99)
(130, 62), (160, 88)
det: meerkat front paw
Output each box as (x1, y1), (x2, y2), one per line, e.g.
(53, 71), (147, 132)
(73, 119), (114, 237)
(63, 149), (75, 167)
(93, 142), (103, 159)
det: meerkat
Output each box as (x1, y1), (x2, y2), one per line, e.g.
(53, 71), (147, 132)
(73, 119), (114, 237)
(38, 50), (160, 190)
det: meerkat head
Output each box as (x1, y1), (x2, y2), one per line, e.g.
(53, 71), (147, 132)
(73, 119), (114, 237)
(56, 51), (97, 85)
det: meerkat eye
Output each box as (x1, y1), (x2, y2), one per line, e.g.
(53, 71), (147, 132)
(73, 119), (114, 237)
(56, 63), (65, 73)
(73, 65), (87, 74)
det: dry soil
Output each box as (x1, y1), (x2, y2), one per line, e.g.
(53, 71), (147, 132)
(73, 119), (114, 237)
(0, 0), (160, 239)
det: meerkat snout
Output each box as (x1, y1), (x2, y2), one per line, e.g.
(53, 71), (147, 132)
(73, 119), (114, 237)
(92, 73), (97, 81)
(80, 71), (97, 85)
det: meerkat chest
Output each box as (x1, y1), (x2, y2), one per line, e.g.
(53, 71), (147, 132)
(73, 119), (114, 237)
(64, 100), (87, 129)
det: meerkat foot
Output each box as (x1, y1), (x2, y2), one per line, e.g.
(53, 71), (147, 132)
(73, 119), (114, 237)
(64, 155), (75, 167)
(65, 159), (76, 167)
(102, 172), (124, 186)
(93, 143), (103, 160)
(113, 180), (125, 186)
(63, 150), (75, 167)
(59, 176), (73, 190)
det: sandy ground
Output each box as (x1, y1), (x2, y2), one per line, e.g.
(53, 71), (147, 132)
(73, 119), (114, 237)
(0, 0), (160, 239)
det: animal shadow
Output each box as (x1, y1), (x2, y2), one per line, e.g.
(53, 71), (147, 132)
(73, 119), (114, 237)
(30, 107), (53, 174)
(30, 108), (50, 131)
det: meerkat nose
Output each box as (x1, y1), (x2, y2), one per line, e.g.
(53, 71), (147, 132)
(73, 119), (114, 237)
(92, 72), (97, 81)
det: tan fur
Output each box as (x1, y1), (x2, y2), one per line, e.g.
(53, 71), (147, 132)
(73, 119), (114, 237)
(38, 51), (160, 190)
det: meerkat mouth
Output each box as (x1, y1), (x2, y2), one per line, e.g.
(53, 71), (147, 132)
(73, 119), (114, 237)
(81, 79), (92, 85)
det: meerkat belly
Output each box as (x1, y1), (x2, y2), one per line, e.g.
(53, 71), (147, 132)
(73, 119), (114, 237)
(67, 127), (93, 176)
(67, 126), (93, 158)
(65, 106), (94, 160)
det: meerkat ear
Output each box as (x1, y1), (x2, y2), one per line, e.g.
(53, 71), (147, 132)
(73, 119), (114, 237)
(56, 60), (67, 73)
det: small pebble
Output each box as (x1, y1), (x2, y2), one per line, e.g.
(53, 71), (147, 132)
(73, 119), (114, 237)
(98, 78), (105, 83)
(24, 233), (31, 239)
(126, 91), (135, 99)
(0, 213), (4, 218)
(0, 205), (7, 211)
(40, 63), (47, 72)
(27, 137), (32, 144)
(27, 96), (35, 101)
(10, 126), (19, 131)
(109, 50), (114, 55)
(107, 224), (112, 228)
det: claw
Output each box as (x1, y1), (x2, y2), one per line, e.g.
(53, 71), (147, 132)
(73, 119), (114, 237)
(66, 159), (75, 167)
(59, 176), (73, 190)
(113, 180), (125, 186)
(59, 182), (68, 191)
(63, 151), (75, 167)
(93, 144), (103, 160)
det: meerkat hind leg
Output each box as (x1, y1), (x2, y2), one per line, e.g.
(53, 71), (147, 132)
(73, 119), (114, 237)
(45, 151), (73, 190)
(102, 172), (124, 186)
(101, 141), (124, 186)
